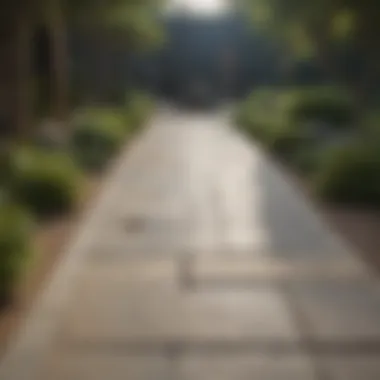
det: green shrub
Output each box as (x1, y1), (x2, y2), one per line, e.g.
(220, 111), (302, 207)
(72, 107), (128, 133)
(291, 144), (323, 176)
(288, 87), (354, 127)
(236, 86), (356, 176)
(361, 110), (380, 142)
(236, 97), (305, 161)
(236, 98), (282, 142)
(125, 91), (154, 130)
(0, 200), (33, 304)
(8, 147), (82, 218)
(237, 86), (354, 135)
(70, 108), (127, 171)
(313, 142), (380, 207)
(265, 120), (302, 158)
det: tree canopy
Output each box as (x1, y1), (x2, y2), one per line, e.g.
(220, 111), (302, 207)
(67, 0), (165, 50)
(242, 0), (380, 101)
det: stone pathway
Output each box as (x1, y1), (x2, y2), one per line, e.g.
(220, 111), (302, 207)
(1, 108), (380, 380)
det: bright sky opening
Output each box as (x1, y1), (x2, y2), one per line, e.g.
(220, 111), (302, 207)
(166, 0), (231, 16)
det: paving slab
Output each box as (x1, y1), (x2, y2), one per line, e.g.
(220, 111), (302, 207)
(178, 290), (299, 342)
(193, 254), (370, 286)
(288, 279), (380, 341)
(322, 355), (380, 380)
(179, 352), (317, 380)
(1, 108), (379, 380)
(41, 352), (171, 380)
(58, 267), (300, 342)
(87, 244), (181, 262)
(256, 151), (362, 263)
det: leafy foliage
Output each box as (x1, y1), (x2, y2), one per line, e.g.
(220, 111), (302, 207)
(125, 91), (155, 129)
(313, 141), (380, 207)
(7, 147), (82, 218)
(0, 200), (33, 304)
(236, 86), (356, 176)
(286, 87), (355, 126)
(70, 107), (127, 172)
(67, 0), (164, 51)
(243, 0), (380, 100)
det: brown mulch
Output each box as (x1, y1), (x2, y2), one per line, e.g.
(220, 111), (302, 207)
(322, 207), (380, 273)
(0, 175), (102, 357)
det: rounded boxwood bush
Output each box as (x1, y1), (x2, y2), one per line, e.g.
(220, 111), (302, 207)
(9, 147), (82, 218)
(266, 121), (302, 159)
(0, 199), (33, 305)
(313, 142), (380, 207)
(125, 92), (154, 130)
(70, 108), (127, 172)
(289, 88), (354, 127)
(291, 144), (323, 176)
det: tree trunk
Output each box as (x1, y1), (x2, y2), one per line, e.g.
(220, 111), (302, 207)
(48, 0), (69, 121)
(14, 10), (33, 138)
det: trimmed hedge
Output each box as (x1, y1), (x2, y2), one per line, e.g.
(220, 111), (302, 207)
(125, 91), (154, 130)
(8, 147), (82, 218)
(236, 86), (354, 133)
(0, 97), (155, 303)
(70, 108), (127, 172)
(236, 85), (355, 169)
(0, 200), (33, 304)
(313, 142), (380, 207)
(287, 87), (355, 127)
(235, 86), (380, 207)
(70, 97), (153, 172)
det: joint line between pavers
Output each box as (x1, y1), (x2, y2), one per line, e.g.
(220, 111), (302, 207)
(190, 275), (370, 292)
(60, 336), (380, 356)
(60, 338), (304, 355)
(177, 252), (196, 292)
(279, 283), (333, 380)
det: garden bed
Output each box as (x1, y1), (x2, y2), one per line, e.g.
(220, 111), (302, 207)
(236, 85), (380, 272)
(323, 207), (380, 271)
(0, 175), (101, 356)
(0, 95), (154, 357)
(282, 160), (380, 274)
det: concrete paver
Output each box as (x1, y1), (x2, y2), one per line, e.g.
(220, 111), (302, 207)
(180, 353), (317, 380)
(1, 107), (380, 380)
(58, 267), (299, 342)
(288, 279), (380, 341)
(322, 356), (380, 380)
(41, 353), (171, 380)
(194, 254), (370, 285)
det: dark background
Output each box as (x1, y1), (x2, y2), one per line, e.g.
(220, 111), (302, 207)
(68, 11), (286, 104)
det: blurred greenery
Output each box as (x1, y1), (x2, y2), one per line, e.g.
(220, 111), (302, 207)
(313, 141), (380, 207)
(0, 201), (33, 304)
(242, 0), (380, 103)
(236, 85), (380, 205)
(7, 147), (83, 218)
(0, 0), (161, 299)
(68, 0), (165, 50)
(125, 90), (155, 129)
(69, 92), (154, 172)
(70, 107), (128, 172)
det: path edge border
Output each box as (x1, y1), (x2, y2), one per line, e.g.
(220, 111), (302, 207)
(0, 127), (150, 380)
